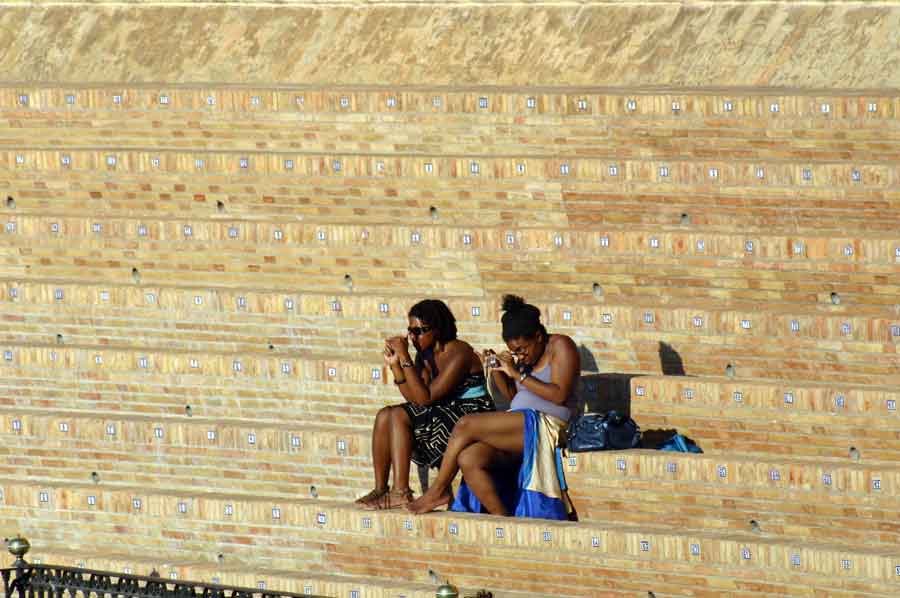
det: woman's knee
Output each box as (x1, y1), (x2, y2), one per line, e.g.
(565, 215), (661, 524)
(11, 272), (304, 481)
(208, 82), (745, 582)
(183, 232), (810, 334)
(390, 405), (411, 428)
(374, 405), (394, 429)
(451, 414), (477, 439)
(458, 444), (491, 473)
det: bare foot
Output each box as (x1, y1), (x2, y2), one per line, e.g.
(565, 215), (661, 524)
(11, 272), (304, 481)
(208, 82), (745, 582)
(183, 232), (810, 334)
(355, 487), (388, 507)
(407, 488), (452, 514)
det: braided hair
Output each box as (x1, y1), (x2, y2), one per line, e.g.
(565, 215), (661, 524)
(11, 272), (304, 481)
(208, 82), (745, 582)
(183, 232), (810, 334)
(500, 295), (548, 342)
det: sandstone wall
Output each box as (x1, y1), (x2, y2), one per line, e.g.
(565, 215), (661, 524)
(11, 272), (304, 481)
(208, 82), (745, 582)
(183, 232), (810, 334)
(1, 2), (898, 88)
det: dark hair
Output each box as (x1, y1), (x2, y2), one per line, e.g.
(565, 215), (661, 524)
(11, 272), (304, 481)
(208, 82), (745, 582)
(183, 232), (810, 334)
(408, 299), (457, 342)
(501, 294), (548, 341)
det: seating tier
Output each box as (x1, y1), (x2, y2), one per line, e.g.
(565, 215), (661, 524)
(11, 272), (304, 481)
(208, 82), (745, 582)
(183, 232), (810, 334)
(3, 479), (898, 597)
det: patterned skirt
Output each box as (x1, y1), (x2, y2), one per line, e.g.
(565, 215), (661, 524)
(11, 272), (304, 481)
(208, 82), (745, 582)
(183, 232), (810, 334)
(402, 393), (496, 467)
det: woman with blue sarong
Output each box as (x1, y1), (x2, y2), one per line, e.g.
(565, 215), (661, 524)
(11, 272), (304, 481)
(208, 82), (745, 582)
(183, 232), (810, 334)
(407, 295), (579, 520)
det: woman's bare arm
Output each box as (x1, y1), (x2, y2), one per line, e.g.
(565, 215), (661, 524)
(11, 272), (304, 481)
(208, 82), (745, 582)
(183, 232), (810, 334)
(392, 341), (473, 408)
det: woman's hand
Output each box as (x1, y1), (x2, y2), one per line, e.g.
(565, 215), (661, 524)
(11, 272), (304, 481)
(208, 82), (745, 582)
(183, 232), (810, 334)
(384, 336), (410, 361)
(494, 351), (519, 379)
(383, 342), (401, 367)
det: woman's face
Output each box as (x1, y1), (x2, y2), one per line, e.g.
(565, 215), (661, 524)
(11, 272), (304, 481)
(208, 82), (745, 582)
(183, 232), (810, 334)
(506, 332), (543, 367)
(407, 316), (436, 352)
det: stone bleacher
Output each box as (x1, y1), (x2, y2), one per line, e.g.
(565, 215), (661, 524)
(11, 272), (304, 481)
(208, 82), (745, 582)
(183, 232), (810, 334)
(3, 2), (900, 596)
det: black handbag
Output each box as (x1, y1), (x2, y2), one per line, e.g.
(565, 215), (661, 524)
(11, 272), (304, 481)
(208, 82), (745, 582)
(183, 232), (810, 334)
(566, 410), (641, 452)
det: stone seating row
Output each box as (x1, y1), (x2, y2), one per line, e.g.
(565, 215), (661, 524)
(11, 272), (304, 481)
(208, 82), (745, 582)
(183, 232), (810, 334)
(5, 169), (899, 234)
(2, 304), (899, 385)
(4, 113), (898, 164)
(5, 368), (899, 451)
(3, 226), (900, 307)
(3, 279), (897, 325)
(0, 358), (900, 461)
(4, 348), (898, 418)
(2, 150), (897, 189)
(2, 297), (898, 383)
(0, 400), (898, 486)
(3, 87), (899, 120)
(7, 168), (898, 212)
(4, 402), (898, 502)
(5, 433), (898, 551)
(4, 360), (897, 462)
(4, 214), (900, 267)
(4, 301), (899, 360)
(2, 479), (898, 597)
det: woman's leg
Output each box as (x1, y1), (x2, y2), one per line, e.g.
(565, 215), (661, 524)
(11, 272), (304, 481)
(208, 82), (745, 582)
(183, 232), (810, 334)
(457, 442), (520, 516)
(389, 406), (414, 492)
(408, 411), (525, 514)
(355, 406), (393, 503)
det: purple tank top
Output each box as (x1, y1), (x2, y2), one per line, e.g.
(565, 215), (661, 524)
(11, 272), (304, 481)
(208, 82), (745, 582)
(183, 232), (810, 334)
(509, 362), (577, 421)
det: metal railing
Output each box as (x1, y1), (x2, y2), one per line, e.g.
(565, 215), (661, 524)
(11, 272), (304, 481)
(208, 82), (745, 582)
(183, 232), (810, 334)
(2, 537), (490, 598)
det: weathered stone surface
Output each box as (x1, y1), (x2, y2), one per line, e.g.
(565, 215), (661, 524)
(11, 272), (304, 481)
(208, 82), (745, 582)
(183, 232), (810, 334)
(1, 3), (899, 88)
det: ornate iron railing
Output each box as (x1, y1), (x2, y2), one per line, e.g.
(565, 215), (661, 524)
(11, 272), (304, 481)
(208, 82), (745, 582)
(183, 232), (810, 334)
(2, 537), (490, 598)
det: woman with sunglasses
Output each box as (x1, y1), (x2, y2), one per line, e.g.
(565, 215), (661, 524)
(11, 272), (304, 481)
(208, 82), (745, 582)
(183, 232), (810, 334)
(407, 294), (580, 519)
(355, 299), (495, 510)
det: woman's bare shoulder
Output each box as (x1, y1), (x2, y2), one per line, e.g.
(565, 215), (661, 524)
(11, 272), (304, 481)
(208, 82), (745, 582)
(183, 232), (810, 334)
(548, 334), (579, 363)
(549, 333), (577, 352)
(444, 338), (475, 354)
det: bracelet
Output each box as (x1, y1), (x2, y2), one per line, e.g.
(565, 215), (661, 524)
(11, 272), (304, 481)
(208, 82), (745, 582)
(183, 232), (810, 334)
(400, 360), (414, 368)
(519, 371), (529, 383)
(394, 377), (407, 385)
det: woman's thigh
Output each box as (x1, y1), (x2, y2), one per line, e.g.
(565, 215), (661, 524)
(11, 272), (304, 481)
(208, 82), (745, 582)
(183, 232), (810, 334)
(458, 441), (521, 472)
(454, 411), (525, 455)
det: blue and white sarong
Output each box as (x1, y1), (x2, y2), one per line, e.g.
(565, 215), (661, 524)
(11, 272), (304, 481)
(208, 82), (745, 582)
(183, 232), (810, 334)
(450, 408), (575, 520)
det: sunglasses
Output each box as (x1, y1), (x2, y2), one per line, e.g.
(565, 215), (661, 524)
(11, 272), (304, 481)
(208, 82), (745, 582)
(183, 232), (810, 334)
(407, 326), (433, 337)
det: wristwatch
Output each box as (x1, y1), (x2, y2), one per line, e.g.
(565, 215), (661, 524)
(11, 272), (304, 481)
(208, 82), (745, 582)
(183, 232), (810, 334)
(519, 371), (529, 383)
(400, 360), (414, 368)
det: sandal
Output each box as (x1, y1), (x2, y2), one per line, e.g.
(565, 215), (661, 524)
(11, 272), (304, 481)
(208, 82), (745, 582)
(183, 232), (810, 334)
(364, 487), (414, 511)
(354, 487), (389, 507)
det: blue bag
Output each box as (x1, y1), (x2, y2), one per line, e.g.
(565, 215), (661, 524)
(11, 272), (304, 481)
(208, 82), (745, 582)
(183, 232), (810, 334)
(657, 433), (703, 453)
